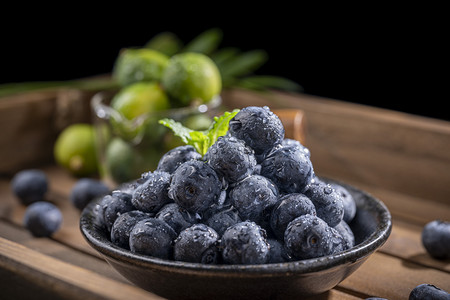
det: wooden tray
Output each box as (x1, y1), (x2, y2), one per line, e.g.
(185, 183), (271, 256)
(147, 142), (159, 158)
(1, 87), (449, 299)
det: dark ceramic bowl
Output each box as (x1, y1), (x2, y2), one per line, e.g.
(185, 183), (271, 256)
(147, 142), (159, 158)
(80, 179), (391, 300)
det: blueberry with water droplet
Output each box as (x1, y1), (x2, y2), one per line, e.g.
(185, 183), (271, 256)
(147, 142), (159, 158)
(228, 106), (284, 156)
(156, 145), (202, 174)
(260, 144), (314, 194)
(129, 218), (177, 259)
(111, 210), (152, 249)
(330, 182), (356, 223)
(174, 223), (220, 263)
(205, 206), (242, 236)
(100, 191), (136, 232)
(156, 203), (196, 234)
(132, 171), (172, 213)
(284, 214), (345, 260)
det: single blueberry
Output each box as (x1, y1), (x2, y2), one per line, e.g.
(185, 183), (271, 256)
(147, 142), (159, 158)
(228, 174), (279, 225)
(409, 283), (450, 300)
(131, 171), (172, 213)
(168, 160), (222, 214)
(11, 169), (48, 205)
(173, 223), (220, 264)
(23, 201), (62, 237)
(421, 220), (450, 259)
(100, 191), (136, 232)
(110, 210), (152, 249)
(303, 179), (344, 227)
(156, 145), (202, 174)
(330, 182), (356, 223)
(205, 135), (257, 184)
(129, 218), (177, 259)
(270, 193), (316, 241)
(156, 203), (197, 234)
(260, 144), (314, 194)
(205, 206), (242, 236)
(221, 221), (270, 265)
(334, 220), (355, 250)
(228, 106), (285, 156)
(284, 214), (345, 260)
(70, 178), (110, 210)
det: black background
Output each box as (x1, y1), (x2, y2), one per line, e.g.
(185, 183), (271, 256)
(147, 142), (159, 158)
(1, 8), (447, 121)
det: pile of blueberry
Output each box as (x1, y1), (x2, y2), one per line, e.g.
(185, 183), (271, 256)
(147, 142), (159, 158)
(93, 106), (357, 264)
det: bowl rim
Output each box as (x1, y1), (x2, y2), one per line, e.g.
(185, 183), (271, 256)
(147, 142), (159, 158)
(80, 179), (392, 276)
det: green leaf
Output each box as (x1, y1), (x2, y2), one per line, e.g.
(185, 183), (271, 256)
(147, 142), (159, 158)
(235, 75), (303, 92)
(219, 49), (268, 79)
(181, 28), (223, 55)
(158, 109), (240, 156)
(145, 31), (183, 56)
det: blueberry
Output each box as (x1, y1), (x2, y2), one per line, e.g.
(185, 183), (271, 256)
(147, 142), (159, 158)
(284, 214), (345, 260)
(156, 203), (196, 234)
(157, 145), (202, 174)
(110, 210), (152, 249)
(409, 283), (450, 300)
(69, 178), (110, 210)
(100, 191), (136, 232)
(270, 193), (316, 240)
(174, 223), (220, 264)
(221, 221), (270, 264)
(131, 171), (172, 213)
(228, 106), (285, 156)
(260, 144), (314, 194)
(205, 206), (242, 236)
(168, 160), (222, 214)
(129, 218), (177, 259)
(23, 201), (62, 237)
(11, 169), (48, 205)
(421, 220), (450, 259)
(205, 135), (258, 184)
(330, 182), (356, 223)
(228, 174), (279, 225)
(303, 179), (344, 227)
(281, 138), (310, 158)
(267, 238), (288, 263)
(334, 220), (355, 250)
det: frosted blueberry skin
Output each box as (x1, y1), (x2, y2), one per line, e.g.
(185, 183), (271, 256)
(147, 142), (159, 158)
(156, 203), (197, 234)
(409, 283), (450, 300)
(284, 214), (344, 260)
(281, 138), (311, 158)
(100, 191), (136, 232)
(221, 221), (270, 265)
(421, 220), (450, 259)
(11, 169), (48, 205)
(174, 224), (220, 264)
(70, 178), (110, 210)
(303, 179), (344, 228)
(229, 174), (279, 225)
(156, 145), (202, 174)
(334, 220), (355, 250)
(228, 106), (285, 156)
(110, 210), (152, 249)
(23, 201), (62, 237)
(129, 218), (177, 259)
(131, 171), (172, 214)
(270, 193), (316, 241)
(330, 182), (356, 223)
(267, 238), (288, 263)
(168, 160), (222, 214)
(260, 144), (314, 195)
(205, 135), (257, 184)
(205, 207), (242, 237)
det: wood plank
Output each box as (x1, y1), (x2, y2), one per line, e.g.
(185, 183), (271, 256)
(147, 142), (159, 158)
(0, 237), (164, 300)
(339, 251), (450, 300)
(221, 89), (450, 206)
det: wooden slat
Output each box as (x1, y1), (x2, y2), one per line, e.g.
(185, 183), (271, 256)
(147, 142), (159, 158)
(0, 237), (164, 300)
(339, 251), (450, 300)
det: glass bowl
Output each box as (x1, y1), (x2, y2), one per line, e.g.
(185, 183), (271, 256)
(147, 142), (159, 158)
(91, 90), (222, 187)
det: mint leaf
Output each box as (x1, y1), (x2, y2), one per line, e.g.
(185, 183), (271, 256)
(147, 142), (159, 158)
(159, 109), (240, 156)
